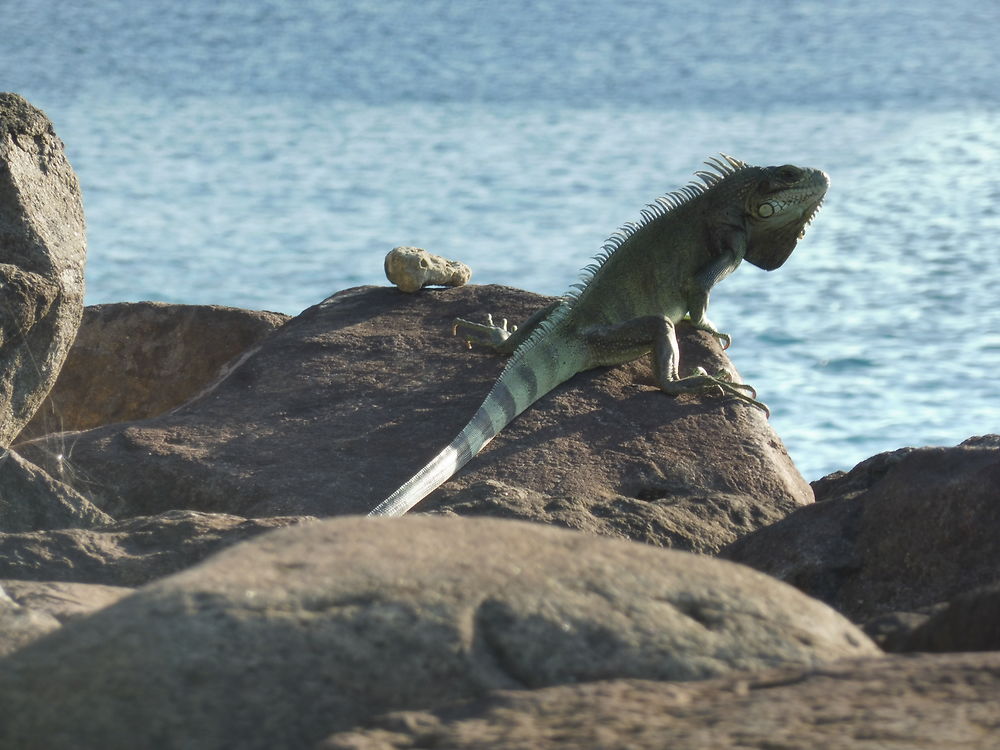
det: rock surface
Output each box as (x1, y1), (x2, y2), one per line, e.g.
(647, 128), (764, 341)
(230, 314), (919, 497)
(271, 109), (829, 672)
(19, 302), (289, 440)
(0, 93), (87, 446)
(320, 653), (1000, 749)
(0, 516), (877, 749)
(0, 579), (132, 623)
(893, 583), (1000, 654)
(384, 245), (471, 292)
(17, 285), (810, 551)
(0, 509), (313, 587)
(722, 436), (1000, 623)
(0, 448), (112, 532)
(0, 583), (60, 658)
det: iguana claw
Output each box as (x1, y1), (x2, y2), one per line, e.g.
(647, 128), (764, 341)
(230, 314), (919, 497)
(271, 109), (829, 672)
(668, 366), (769, 417)
(683, 315), (731, 349)
(700, 328), (731, 350)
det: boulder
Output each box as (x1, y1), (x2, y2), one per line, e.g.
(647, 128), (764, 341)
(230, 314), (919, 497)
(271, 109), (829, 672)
(17, 285), (810, 550)
(892, 583), (1000, 653)
(320, 653), (1000, 749)
(0, 448), (112, 532)
(0, 516), (878, 749)
(0, 93), (86, 446)
(19, 302), (290, 440)
(862, 608), (940, 651)
(0, 509), (313, 587)
(721, 436), (1000, 622)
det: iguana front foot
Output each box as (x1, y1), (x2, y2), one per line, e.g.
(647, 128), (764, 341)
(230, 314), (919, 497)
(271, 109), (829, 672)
(663, 367), (770, 417)
(453, 314), (517, 350)
(683, 315), (731, 350)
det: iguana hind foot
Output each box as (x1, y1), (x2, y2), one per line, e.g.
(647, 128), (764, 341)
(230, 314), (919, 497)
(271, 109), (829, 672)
(453, 314), (516, 351)
(454, 300), (565, 355)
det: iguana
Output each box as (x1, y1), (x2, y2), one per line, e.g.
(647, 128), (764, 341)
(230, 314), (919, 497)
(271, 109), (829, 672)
(369, 154), (828, 517)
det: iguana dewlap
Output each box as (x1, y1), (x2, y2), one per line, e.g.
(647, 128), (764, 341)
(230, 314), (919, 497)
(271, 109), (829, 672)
(369, 155), (828, 517)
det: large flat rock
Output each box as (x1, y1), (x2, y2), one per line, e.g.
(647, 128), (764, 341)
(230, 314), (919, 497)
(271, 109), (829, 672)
(0, 516), (877, 749)
(18, 285), (810, 551)
(0, 93), (86, 446)
(0, 509), (313, 587)
(321, 653), (1000, 749)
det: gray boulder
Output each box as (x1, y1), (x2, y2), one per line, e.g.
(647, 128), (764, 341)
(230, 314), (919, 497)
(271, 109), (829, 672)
(722, 436), (1000, 622)
(0, 516), (877, 749)
(321, 653), (1000, 750)
(18, 285), (810, 551)
(0, 93), (86, 446)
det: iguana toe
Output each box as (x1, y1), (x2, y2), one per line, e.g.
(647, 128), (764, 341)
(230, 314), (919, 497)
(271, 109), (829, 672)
(453, 315), (514, 350)
(663, 367), (769, 417)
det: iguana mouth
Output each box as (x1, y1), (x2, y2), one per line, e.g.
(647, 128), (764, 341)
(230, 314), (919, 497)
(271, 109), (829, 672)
(794, 170), (829, 239)
(798, 197), (825, 239)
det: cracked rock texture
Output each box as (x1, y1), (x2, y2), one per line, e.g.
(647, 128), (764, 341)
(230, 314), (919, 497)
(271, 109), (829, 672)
(0, 516), (877, 750)
(0, 93), (86, 447)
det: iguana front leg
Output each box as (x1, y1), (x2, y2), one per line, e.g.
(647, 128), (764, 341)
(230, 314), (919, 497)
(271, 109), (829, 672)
(684, 230), (745, 350)
(454, 300), (564, 355)
(684, 310), (731, 350)
(582, 314), (768, 415)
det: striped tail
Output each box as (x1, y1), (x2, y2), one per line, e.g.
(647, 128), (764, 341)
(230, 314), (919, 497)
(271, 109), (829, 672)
(368, 325), (582, 517)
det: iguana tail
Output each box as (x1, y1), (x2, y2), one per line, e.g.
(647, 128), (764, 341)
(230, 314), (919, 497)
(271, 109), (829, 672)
(368, 322), (583, 517)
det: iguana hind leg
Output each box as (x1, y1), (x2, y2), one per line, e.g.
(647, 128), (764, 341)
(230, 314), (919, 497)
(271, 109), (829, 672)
(454, 300), (563, 355)
(582, 314), (768, 415)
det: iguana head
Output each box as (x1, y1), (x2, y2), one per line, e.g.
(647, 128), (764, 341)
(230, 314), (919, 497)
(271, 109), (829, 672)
(740, 162), (829, 271)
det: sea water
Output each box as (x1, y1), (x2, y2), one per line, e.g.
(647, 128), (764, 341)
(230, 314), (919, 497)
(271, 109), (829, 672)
(4, 0), (999, 479)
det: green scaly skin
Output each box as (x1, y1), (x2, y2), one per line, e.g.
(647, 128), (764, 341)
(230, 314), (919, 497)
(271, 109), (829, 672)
(369, 155), (829, 517)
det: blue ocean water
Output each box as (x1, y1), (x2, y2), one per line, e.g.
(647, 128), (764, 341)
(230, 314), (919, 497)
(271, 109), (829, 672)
(4, 0), (999, 480)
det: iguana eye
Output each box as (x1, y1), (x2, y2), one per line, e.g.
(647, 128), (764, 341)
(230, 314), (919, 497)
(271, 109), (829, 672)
(758, 202), (775, 218)
(777, 165), (801, 182)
